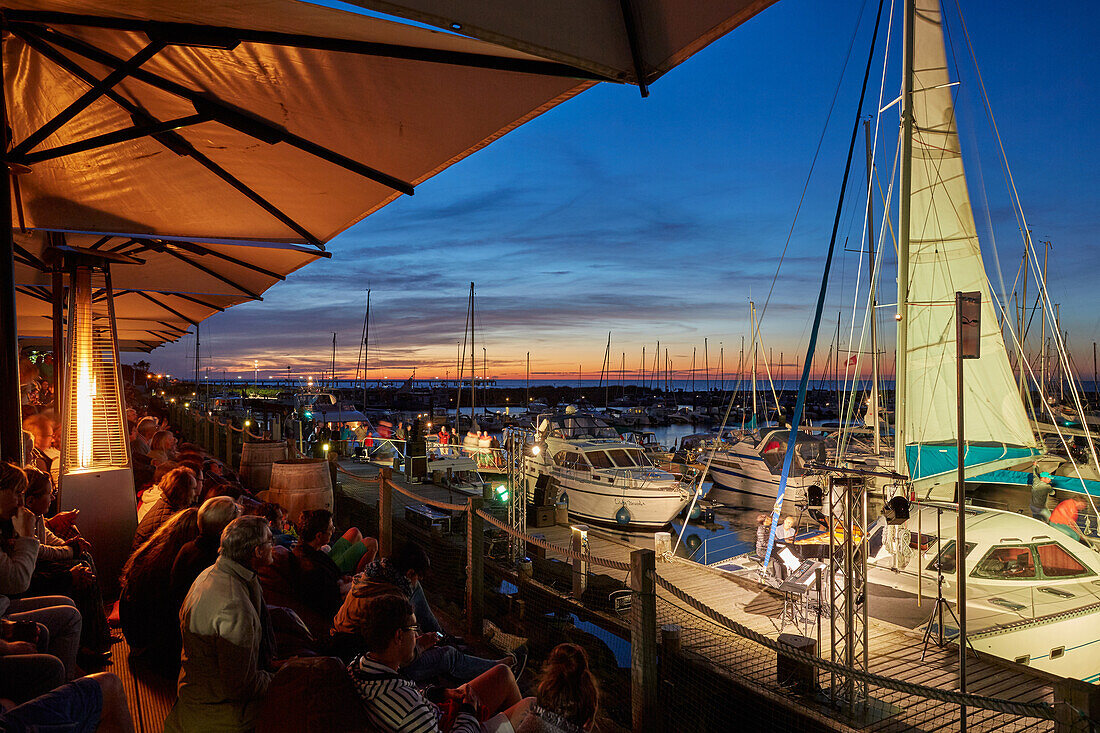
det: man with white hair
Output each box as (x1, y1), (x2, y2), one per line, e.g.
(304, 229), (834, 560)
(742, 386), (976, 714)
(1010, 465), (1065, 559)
(165, 515), (275, 733)
(170, 497), (241, 603)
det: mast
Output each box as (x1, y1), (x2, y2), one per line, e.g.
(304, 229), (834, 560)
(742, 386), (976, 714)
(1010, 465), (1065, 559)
(1040, 242), (1048, 404)
(691, 346), (696, 410)
(525, 351), (530, 407)
(361, 290), (370, 408)
(482, 347), (487, 415)
(193, 323), (200, 387)
(641, 346), (646, 391)
(865, 119), (881, 453)
(469, 283), (476, 421)
(331, 332), (337, 389)
(750, 301), (758, 420)
(895, 0), (916, 475)
(704, 337), (710, 391)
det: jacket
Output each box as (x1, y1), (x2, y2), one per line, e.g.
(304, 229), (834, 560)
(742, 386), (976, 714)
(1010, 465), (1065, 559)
(33, 515), (75, 563)
(131, 497), (184, 550)
(0, 518), (41, 599)
(165, 556), (273, 733)
(332, 559), (410, 636)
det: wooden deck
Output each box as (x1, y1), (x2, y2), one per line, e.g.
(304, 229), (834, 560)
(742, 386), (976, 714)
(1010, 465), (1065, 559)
(338, 461), (1064, 731)
(109, 636), (175, 733)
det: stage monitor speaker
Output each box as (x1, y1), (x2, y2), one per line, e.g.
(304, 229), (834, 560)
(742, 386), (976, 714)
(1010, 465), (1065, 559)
(776, 633), (817, 694)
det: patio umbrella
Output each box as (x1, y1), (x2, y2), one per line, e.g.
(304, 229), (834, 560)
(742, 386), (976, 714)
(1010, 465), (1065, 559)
(0, 0), (608, 457)
(346, 0), (780, 95)
(13, 228), (328, 349)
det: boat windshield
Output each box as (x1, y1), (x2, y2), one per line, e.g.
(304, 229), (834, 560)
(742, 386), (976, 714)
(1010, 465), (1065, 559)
(587, 451), (614, 469)
(925, 540), (976, 574)
(603, 448), (651, 468)
(972, 542), (1092, 580)
(539, 414), (620, 440)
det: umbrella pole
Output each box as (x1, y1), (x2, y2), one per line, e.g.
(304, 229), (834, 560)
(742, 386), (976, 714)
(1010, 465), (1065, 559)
(0, 52), (23, 463)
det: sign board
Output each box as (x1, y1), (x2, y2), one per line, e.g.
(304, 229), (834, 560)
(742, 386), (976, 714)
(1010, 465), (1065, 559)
(956, 291), (981, 359)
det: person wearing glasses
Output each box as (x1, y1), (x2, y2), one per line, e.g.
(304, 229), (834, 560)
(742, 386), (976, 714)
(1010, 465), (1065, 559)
(166, 515), (276, 733)
(348, 594), (533, 733)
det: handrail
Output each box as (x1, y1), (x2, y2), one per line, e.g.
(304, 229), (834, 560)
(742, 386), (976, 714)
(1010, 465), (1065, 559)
(476, 509), (632, 573)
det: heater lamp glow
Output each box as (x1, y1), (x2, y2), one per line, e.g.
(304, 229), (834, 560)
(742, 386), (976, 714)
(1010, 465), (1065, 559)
(73, 273), (96, 468)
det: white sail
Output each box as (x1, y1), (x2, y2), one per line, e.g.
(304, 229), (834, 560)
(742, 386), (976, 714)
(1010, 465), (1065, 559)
(903, 0), (1036, 486)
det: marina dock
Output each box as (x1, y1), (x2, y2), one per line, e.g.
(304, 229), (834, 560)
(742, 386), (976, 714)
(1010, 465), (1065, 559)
(335, 460), (1090, 732)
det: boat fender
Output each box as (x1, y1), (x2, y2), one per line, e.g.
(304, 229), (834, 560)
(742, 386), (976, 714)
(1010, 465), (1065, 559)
(688, 504), (702, 520)
(615, 505), (631, 525)
(685, 534), (702, 552)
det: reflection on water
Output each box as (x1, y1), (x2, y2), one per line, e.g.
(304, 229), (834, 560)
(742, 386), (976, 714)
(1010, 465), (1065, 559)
(495, 581), (631, 667)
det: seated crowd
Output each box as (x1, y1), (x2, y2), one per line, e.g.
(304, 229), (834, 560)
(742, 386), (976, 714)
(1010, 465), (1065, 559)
(1, 381), (602, 732)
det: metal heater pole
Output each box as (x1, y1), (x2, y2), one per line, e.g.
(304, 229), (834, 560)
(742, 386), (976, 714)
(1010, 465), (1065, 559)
(0, 51), (22, 463)
(955, 290), (980, 731)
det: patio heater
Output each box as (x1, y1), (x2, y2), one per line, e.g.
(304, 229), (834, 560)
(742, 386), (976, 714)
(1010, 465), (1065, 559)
(55, 246), (139, 590)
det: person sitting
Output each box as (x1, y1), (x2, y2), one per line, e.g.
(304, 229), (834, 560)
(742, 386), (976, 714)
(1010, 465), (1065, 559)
(776, 516), (797, 544)
(118, 509), (199, 673)
(131, 416), (158, 457)
(291, 510), (348, 620)
(332, 541), (520, 683)
(0, 672), (136, 733)
(131, 467), (198, 551)
(21, 413), (59, 487)
(326, 524), (378, 575)
(347, 594), (532, 733)
(170, 497), (240, 606)
(19, 468), (112, 663)
(516, 643), (600, 733)
(165, 516), (276, 733)
(136, 461), (180, 521)
(0, 463), (82, 682)
(753, 514), (768, 560)
(0, 626), (66, 706)
(147, 430), (179, 466)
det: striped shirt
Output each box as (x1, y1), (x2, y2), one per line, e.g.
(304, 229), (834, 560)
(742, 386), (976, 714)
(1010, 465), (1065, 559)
(347, 655), (481, 733)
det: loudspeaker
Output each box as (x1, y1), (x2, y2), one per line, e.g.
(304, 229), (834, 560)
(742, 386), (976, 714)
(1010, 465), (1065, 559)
(776, 633), (817, 694)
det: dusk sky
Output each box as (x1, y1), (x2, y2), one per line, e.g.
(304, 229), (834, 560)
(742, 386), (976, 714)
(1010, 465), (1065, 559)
(146, 0), (1100, 385)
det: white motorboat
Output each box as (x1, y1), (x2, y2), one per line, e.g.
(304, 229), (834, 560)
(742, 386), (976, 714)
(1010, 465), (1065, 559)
(704, 428), (827, 511)
(523, 409), (693, 529)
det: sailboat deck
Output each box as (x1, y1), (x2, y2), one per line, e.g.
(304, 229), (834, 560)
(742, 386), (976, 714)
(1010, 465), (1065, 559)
(340, 462), (1063, 731)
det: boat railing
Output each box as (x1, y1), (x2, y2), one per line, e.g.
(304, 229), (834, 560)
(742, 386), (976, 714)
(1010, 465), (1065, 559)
(689, 532), (749, 565)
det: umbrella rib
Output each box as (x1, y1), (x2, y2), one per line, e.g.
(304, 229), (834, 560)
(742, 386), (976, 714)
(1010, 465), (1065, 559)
(12, 243), (49, 271)
(12, 113), (213, 166)
(9, 26), (327, 250)
(133, 291), (200, 325)
(166, 292), (227, 312)
(160, 248), (264, 300)
(15, 286), (51, 303)
(155, 321), (189, 335)
(9, 39), (167, 158)
(20, 24), (417, 197)
(4, 10), (611, 82)
(170, 241), (286, 281)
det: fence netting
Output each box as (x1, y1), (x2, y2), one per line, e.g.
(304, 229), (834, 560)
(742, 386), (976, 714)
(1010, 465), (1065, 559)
(248, 456), (1077, 733)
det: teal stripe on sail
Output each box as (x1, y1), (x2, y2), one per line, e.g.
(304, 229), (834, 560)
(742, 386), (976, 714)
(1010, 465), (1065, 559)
(905, 444), (1037, 482)
(972, 468), (1100, 499)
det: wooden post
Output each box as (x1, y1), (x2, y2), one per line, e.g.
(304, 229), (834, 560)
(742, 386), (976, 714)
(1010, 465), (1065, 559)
(630, 548), (658, 731)
(273, 413), (281, 441)
(571, 524), (589, 599)
(466, 495), (484, 639)
(1054, 678), (1100, 733)
(226, 424), (234, 470)
(378, 467), (392, 559)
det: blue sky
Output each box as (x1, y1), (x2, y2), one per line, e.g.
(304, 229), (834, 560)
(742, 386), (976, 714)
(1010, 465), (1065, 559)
(147, 0), (1100, 383)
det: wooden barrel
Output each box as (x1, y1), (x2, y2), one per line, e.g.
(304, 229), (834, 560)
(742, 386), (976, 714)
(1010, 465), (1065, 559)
(267, 459), (333, 523)
(239, 440), (290, 491)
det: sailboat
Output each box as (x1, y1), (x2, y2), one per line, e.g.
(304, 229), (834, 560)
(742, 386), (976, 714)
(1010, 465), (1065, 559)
(722, 0), (1100, 682)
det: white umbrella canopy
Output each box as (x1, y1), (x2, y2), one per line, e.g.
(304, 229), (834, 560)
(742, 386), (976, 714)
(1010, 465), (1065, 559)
(1, 0), (600, 243)
(0, 0), (604, 455)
